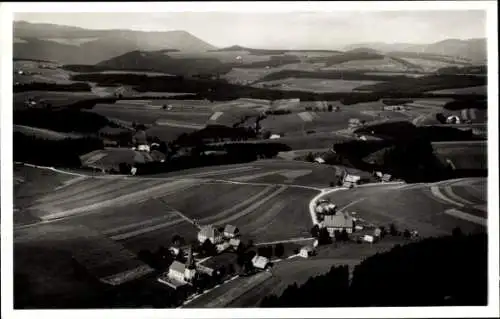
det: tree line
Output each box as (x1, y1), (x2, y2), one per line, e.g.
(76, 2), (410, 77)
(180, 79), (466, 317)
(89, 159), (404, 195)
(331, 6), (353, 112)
(261, 232), (487, 307)
(70, 72), (486, 103)
(14, 82), (92, 93)
(14, 132), (103, 167)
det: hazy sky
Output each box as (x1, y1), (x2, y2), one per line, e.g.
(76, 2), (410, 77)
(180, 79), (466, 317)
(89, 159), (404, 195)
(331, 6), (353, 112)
(14, 11), (486, 49)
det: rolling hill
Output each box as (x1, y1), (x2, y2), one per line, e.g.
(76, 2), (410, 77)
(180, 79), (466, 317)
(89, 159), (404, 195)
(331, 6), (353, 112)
(95, 50), (232, 76)
(13, 21), (217, 64)
(344, 38), (486, 63)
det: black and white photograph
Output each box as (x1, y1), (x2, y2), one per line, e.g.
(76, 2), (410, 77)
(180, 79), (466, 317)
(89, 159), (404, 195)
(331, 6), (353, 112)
(1, 1), (498, 318)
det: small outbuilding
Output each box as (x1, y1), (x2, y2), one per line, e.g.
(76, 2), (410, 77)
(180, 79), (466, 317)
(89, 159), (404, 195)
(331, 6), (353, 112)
(251, 255), (270, 270)
(363, 235), (375, 243)
(299, 246), (315, 258)
(223, 224), (240, 238)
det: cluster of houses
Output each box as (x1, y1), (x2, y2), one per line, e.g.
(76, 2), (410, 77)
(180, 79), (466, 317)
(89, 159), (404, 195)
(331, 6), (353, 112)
(383, 105), (406, 111)
(158, 223), (272, 290)
(196, 224), (242, 253)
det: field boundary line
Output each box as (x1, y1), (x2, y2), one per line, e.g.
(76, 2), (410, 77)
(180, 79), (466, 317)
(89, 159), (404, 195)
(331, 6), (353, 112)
(207, 186), (288, 226)
(444, 208), (487, 226)
(200, 185), (276, 224)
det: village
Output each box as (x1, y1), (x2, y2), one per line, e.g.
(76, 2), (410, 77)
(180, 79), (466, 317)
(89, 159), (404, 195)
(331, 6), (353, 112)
(148, 170), (419, 305)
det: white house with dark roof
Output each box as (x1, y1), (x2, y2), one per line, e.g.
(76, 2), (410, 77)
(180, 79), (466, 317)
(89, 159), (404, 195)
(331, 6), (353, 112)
(299, 246), (315, 258)
(197, 225), (224, 244)
(323, 213), (354, 236)
(223, 224), (239, 238)
(167, 261), (187, 283)
(252, 255), (270, 270)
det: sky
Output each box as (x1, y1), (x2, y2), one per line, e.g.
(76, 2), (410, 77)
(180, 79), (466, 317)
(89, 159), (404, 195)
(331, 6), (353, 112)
(14, 11), (487, 49)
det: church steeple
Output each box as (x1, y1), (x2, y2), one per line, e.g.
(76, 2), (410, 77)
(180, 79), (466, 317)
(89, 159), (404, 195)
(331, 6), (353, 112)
(186, 245), (195, 269)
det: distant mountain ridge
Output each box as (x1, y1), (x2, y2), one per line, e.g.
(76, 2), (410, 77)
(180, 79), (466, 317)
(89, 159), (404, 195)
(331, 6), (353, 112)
(343, 38), (487, 63)
(13, 21), (217, 64)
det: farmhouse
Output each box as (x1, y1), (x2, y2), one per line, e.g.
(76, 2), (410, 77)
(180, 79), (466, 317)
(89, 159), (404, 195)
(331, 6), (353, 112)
(323, 213), (354, 236)
(223, 224), (240, 238)
(229, 238), (242, 250)
(252, 255), (270, 270)
(299, 246), (315, 258)
(348, 118), (362, 130)
(314, 157), (325, 164)
(343, 174), (361, 188)
(381, 174), (392, 182)
(197, 225), (224, 244)
(446, 115), (461, 124)
(363, 235), (375, 243)
(137, 144), (151, 152)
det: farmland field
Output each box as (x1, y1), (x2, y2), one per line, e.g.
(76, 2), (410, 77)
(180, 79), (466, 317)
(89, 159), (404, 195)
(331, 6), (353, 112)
(320, 57), (411, 72)
(254, 78), (384, 93)
(14, 91), (99, 110)
(89, 103), (212, 125)
(364, 72), (427, 78)
(322, 179), (487, 237)
(429, 85), (487, 95)
(260, 109), (378, 135)
(432, 141), (487, 170)
(14, 60), (74, 84)
(398, 57), (462, 72)
(14, 124), (84, 140)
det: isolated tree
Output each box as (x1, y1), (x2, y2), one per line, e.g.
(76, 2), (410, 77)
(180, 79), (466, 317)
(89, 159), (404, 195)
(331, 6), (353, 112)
(171, 235), (184, 247)
(452, 226), (463, 237)
(310, 224), (320, 238)
(305, 152), (315, 162)
(274, 243), (285, 258)
(175, 249), (186, 263)
(262, 131), (272, 139)
(436, 113), (447, 124)
(162, 104), (167, 110)
(247, 239), (254, 248)
(341, 228), (349, 242)
(389, 223), (398, 236)
(318, 227), (332, 245)
(119, 162), (131, 174)
(328, 104), (333, 112)
(137, 249), (155, 266)
(334, 230), (342, 242)
(202, 239), (217, 257)
(379, 226), (387, 238)
(403, 229), (411, 238)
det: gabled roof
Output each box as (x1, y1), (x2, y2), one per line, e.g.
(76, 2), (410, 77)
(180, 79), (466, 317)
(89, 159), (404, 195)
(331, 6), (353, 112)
(198, 225), (220, 239)
(344, 174), (361, 182)
(252, 255), (270, 269)
(324, 214), (354, 228)
(169, 261), (186, 274)
(224, 224), (238, 234)
(229, 238), (241, 247)
(382, 174), (392, 181)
